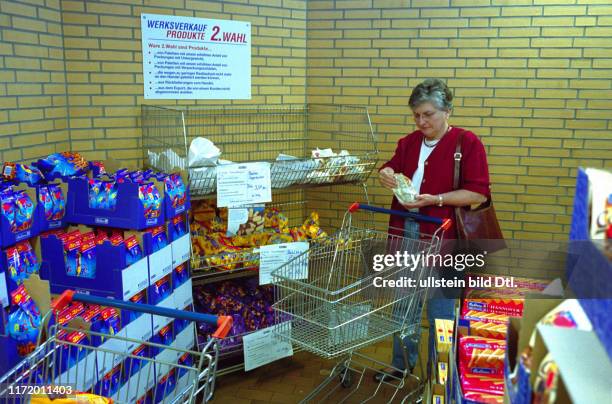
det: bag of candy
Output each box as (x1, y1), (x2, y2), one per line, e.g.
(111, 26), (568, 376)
(125, 235), (143, 266)
(2, 163), (45, 186)
(7, 285), (42, 356)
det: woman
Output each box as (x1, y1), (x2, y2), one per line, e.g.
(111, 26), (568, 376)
(374, 78), (491, 382)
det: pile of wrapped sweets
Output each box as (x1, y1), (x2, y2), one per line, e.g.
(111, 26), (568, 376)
(194, 278), (290, 349)
(190, 199), (328, 271)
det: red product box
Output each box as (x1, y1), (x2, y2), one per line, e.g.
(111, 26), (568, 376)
(459, 335), (506, 377)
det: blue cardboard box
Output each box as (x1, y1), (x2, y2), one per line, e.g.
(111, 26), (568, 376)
(40, 231), (149, 301)
(65, 176), (165, 230)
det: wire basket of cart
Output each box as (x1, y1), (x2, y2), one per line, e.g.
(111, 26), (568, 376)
(271, 203), (452, 403)
(0, 290), (232, 403)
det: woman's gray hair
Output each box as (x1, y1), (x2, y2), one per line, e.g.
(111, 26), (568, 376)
(409, 78), (453, 111)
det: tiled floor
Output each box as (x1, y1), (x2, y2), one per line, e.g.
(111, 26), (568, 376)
(210, 329), (430, 404)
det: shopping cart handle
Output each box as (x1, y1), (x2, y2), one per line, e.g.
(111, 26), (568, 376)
(349, 202), (452, 229)
(51, 290), (233, 335)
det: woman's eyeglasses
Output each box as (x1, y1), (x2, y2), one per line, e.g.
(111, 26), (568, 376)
(412, 110), (439, 122)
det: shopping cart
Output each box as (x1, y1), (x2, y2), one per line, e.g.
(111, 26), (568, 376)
(0, 290), (232, 403)
(272, 203), (451, 403)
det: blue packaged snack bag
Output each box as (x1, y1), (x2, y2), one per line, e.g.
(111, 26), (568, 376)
(79, 237), (96, 279)
(142, 169), (154, 180)
(124, 290), (146, 324)
(173, 301), (189, 334)
(89, 161), (106, 178)
(151, 275), (171, 304)
(169, 214), (187, 241)
(129, 170), (144, 183)
(107, 182), (119, 210)
(5, 241), (39, 287)
(2, 163), (45, 186)
(55, 330), (89, 373)
(1, 187), (17, 232)
(39, 186), (54, 221)
(140, 183), (161, 219)
(88, 179), (104, 209)
(99, 307), (120, 342)
(147, 226), (168, 253)
(173, 263), (188, 288)
(18, 241), (39, 277)
(8, 285), (42, 357)
(48, 184), (65, 220)
(158, 324), (173, 346)
(64, 236), (81, 277)
(163, 173), (187, 210)
(177, 353), (194, 378)
(35, 153), (87, 180)
(123, 344), (147, 381)
(100, 181), (117, 210)
(6, 245), (24, 286)
(99, 365), (122, 398)
(125, 235), (143, 266)
(14, 191), (34, 232)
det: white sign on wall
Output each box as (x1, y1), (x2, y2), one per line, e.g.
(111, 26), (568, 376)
(141, 13), (251, 100)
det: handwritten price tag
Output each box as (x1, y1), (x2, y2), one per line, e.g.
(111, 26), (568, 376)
(259, 242), (309, 285)
(216, 162), (271, 207)
(243, 323), (293, 371)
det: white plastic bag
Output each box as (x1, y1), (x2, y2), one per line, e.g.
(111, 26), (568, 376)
(188, 137), (221, 167)
(393, 173), (418, 204)
(147, 150), (160, 168)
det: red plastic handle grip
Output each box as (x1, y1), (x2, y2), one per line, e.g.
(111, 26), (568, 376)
(212, 315), (233, 339)
(348, 202), (360, 213)
(51, 290), (75, 312)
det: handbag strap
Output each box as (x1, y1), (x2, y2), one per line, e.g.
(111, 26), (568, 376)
(453, 130), (464, 191)
(454, 130), (493, 208)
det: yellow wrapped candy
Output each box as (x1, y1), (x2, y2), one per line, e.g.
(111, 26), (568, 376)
(290, 227), (307, 242)
(206, 252), (239, 271)
(231, 234), (252, 248)
(268, 233), (295, 244)
(248, 232), (272, 247)
(264, 207), (289, 233)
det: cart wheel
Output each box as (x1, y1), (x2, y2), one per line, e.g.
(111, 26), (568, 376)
(340, 367), (352, 388)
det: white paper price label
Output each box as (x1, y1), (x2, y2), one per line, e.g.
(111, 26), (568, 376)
(227, 208), (249, 236)
(243, 323), (293, 371)
(216, 162), (271, 207)
(259, 242), (308, 285)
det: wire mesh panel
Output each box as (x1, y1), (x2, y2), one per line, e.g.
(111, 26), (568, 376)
(271, 225), (442, 360)
(141, 104), (378, 198)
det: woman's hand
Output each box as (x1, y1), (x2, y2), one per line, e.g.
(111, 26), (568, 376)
(399, 194), (437, 209)
(379, 167), (397, 189)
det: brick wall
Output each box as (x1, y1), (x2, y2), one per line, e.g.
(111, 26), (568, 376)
(1, 0), (308, 230)
(61, 0), (306, 163)
(1, 0), (610, 240)
(306, 0), (612, 241)
(0, 0), (70, 162)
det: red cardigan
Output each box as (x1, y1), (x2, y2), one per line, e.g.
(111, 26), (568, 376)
(380, 127), (491, 239)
